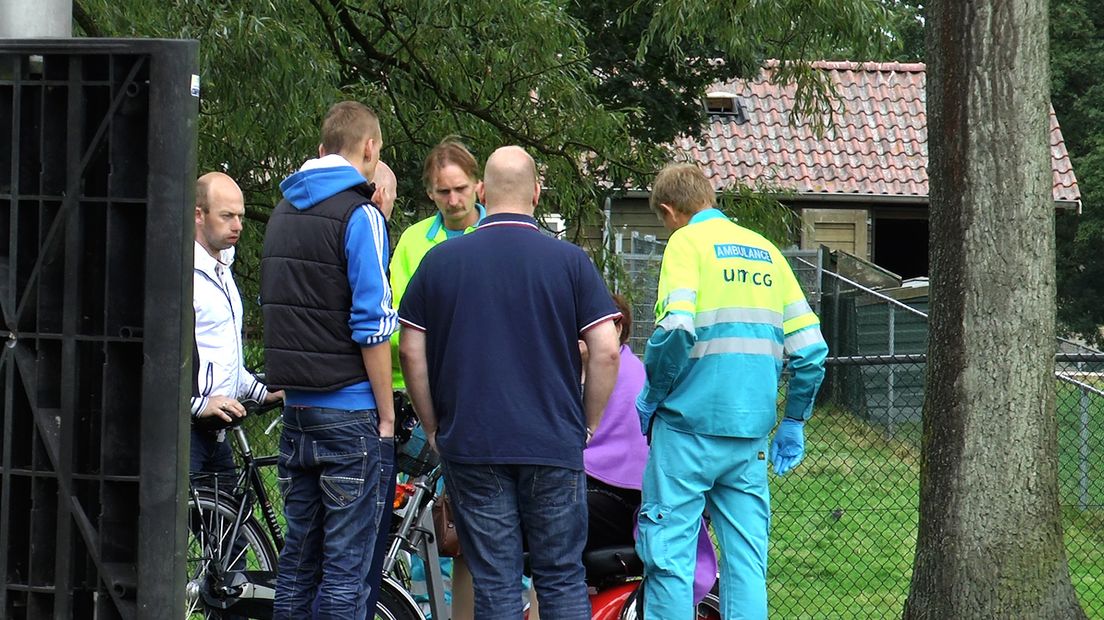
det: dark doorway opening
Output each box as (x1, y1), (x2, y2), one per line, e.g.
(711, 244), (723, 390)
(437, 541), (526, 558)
(873, 218), (928, 279)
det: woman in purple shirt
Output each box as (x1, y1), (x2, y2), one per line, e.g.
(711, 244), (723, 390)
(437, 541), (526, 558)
(531, 296), (717, 618)
(582, 294), (651, 549)
(583, 296), (717, 601)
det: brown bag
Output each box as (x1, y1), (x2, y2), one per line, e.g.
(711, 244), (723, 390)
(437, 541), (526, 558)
(432, 494), (463, 557)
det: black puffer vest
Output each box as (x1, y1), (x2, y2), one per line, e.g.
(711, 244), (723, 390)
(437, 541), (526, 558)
(260, 183), (376, 391)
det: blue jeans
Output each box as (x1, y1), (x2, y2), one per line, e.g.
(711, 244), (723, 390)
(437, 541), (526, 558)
(362, 439), (396, 614)
(189, 428), (236, 476)
(274, 406), (392, 620)
(443, 460), (590, 620)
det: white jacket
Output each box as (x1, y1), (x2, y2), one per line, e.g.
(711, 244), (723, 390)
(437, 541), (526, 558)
(191, 241), (268, 418)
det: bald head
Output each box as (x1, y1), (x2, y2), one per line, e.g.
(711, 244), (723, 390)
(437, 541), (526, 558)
(372, 161), (397, 221)
(481, 146), (539, 214)
(195, 172), (245, 257)
(196, 172), (242, 213)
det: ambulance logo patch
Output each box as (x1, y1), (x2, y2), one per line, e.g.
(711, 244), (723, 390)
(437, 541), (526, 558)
(714, 243), (772, 263)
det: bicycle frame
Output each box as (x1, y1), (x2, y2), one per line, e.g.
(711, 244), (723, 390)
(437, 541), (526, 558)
(382, 468), (448, 620)
(187, 418), (285, 618)
(229, 425), (284, 550)
(191, 405), (452, 620)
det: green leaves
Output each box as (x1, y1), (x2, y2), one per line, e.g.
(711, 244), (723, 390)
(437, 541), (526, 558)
(75, 0), (899, 340)
(628, 0), (896, 134)
(1051, 0), (1104, 344)
(77, 0), (900, 225)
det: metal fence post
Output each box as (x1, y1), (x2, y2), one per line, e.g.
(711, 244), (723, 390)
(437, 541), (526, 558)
(887, 306), (896, 436)
(1077, 363), (1092, 511)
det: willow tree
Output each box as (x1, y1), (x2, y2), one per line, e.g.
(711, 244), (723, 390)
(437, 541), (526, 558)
(905, 1), (1087, 617)
(76, 0), (894, 343)
(77, 0), (895, 222)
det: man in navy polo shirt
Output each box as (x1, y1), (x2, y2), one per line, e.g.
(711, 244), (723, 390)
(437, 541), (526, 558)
(399, 145), (622, 620)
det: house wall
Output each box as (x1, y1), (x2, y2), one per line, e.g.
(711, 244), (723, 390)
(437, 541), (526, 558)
(596, 197), (932, 278)
(799, 207), (870, 260)
(601, 196), (884, 253)
(600, 197), (666, 250)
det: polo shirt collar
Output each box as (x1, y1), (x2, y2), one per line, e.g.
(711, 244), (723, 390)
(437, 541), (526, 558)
(477, 212), (540, 231)
(689, 208), (727, 225)
(425, 203), (487, 240)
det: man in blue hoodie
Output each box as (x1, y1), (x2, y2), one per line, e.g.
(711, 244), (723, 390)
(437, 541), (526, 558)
(260, 101), (397, 620)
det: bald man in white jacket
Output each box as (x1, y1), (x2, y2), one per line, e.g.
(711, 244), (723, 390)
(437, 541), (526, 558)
(191, 172), (282, 476)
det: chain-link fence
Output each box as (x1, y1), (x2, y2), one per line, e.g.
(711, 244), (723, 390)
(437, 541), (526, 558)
(610, 236), (1103, 617)
(768, 261), (1104, 618)
(611, 229), (666, 353)
(235, 240), (1104, 618)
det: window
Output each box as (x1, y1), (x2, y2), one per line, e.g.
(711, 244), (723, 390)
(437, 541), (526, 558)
(704, 91), (749, 123)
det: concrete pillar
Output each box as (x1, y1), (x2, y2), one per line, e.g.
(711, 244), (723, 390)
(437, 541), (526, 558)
(0, 0), (73, 38)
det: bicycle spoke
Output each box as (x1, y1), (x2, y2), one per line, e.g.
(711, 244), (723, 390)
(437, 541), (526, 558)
(227, 542), (250, 570)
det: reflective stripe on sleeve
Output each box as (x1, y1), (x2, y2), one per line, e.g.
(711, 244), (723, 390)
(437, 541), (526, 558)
(690, 337), (783, 360)
(662, 288), (697, 308)
(657, 312), (695, 333)
(783, 300), (813, 322)
(785, 327), (826, 353)
(783, 312), (821, 335)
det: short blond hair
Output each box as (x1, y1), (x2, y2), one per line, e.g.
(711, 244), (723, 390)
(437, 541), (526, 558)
(650, 163), (715, 215)
(321, 101), (381, 156)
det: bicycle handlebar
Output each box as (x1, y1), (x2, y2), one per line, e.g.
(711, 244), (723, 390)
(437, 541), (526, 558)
(192, 397), (283, 433)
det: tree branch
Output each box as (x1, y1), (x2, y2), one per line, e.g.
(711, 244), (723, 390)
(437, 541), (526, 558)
(72, 1), (103, 37)
(306, 0), (360, 81)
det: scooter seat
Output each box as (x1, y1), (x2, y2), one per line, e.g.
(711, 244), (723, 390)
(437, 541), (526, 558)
(582, 545), (643, 582)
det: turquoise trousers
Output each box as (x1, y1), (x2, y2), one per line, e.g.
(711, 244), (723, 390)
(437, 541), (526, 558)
(637, 417), (770, 620)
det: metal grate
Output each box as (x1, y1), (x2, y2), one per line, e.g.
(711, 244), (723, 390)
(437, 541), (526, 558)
(0, 39), (198, 619)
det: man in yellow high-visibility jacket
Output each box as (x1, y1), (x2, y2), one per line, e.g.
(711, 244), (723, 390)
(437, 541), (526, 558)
(390, 138), (486, 390)
(635, 163), (828, 620)
(389, 137), (484, 620)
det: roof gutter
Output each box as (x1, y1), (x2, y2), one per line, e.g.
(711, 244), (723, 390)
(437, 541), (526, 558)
(617, 189), (1079, 211)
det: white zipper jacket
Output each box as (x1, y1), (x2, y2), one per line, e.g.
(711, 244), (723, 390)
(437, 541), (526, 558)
(191, 241), (269, 418)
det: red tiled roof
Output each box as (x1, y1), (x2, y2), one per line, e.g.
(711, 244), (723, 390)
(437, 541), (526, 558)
(675, 61), (1080, 206)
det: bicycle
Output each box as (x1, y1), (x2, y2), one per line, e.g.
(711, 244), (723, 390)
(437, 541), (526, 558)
(378, 460), (449, 620)
(184, 400), (422, 620)
(185, 399), (283, 619)
(379, 452), (723, 620)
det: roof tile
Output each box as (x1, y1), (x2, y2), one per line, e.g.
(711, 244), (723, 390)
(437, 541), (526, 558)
(683, 61), (1080, 204)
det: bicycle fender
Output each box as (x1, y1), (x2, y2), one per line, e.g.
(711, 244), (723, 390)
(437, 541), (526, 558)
(381, 576), (426, 620)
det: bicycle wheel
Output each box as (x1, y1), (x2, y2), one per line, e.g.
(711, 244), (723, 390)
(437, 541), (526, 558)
(186, 489), (280, 619)
(374, 577), (425, 620)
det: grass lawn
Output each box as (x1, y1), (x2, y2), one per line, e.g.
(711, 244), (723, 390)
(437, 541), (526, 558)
(241, 387), (1104, 618)
(767, 405), (920, 619)
(764, 394), (1104, 619)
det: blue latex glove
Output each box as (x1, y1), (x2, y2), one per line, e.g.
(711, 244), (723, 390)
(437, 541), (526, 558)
(769, 418), (806, 475)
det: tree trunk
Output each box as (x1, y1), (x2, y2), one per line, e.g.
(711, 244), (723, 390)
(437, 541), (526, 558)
(904, 2), (1087, 618)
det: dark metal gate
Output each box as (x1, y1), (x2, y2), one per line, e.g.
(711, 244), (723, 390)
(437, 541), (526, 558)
(0, 39), (197, 619)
